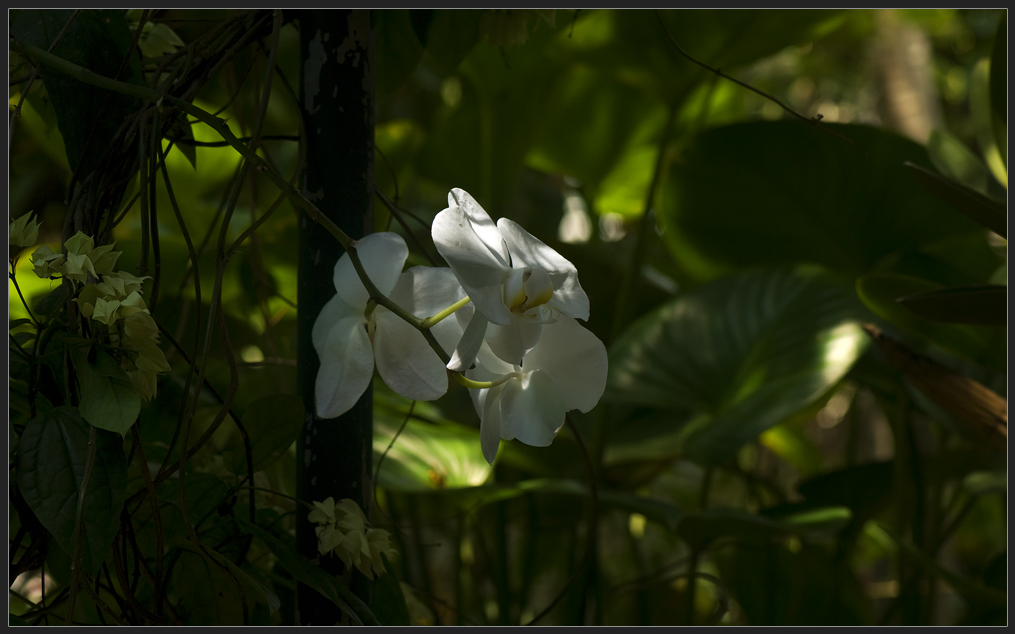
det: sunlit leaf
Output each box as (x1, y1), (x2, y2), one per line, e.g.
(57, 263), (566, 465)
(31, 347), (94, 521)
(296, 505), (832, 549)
(606, 266), (868, 464)
(373, 388), (493, 491)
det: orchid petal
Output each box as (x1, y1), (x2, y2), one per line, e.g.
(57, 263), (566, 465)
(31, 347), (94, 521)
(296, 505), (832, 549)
(312, 293), (360, 354)
(387, 266), (466, 357)
(448, 188), (509, 265)
(315, 315), (374, 419)
(374, 310), (448, 401)
(333, 232), (408, 309)
(466, 342), (517, 418)
(498, 370), (566, 447)
(524, 315), (607, 413)
(432, 205), (513, 325)
(484, 318), (543, 366)
(448, 311), (489, 372)
(480, 383), (507, 463)
(497, 218), (590, 320)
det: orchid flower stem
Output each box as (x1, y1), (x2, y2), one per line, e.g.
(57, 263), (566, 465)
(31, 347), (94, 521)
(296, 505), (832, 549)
(451, 371), (519, 390)
(421, 296), (471, 329)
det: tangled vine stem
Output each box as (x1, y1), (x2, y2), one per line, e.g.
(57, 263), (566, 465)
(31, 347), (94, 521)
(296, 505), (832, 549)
(13, 37), (457, 367)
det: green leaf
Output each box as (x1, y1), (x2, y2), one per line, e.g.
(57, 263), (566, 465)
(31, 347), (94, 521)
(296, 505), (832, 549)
(658, 122), (991, 282)
(568, 10), (844, 103)
(989, 13), (1006, 166)
(408, 9), (435, 46)
(896, 284), (1006, 327)
(16, 407), (127, 577)
(927, 129), (995, 195)
(229, 394), (304, 474)
(201, 545), (280, 617)
(375, 10), (424, 98)
(373, 387), (493, 491)
(526, 66), (664, 188)
(171, 548), (245, 625)
(903, 162), (1006, 238)
(963, 471), (1006, 496)
(133, 473), (229, 553)
(677, 506), (850, 551)
(415, 25), (562, 213)
(33, 282), (72, 317)
(855, 274), (1006, 371)
(867, 521), (1007, 608)
(370, 554), (411, 626)
(420, 9), (484, 73)
(712, 538), (870, 625)
(73, 347), (140, 436)
(606, 266), (868, 465)
(10, 10), (144, 176)
(237, 520), (378, 626)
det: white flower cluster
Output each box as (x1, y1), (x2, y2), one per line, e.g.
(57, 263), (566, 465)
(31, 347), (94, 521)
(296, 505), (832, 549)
(11, 219), (171, 402)
(313, 188), (608, 463)
(308, 497), (396, 580)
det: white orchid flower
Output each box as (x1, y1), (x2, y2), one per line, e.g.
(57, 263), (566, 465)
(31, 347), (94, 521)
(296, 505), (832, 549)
(432, 188), (590, 370)
(465, 314), (608, 464)
(313, 232), (464, 419)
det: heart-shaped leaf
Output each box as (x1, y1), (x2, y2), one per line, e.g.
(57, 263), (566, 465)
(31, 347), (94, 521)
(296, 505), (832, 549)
(16, 407), (127, 576)
(606, 266), (868, 464)
(74, 347), (140, 437)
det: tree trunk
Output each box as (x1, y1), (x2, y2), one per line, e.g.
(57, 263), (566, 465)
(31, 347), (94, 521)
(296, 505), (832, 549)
(296, 9), (375, 625)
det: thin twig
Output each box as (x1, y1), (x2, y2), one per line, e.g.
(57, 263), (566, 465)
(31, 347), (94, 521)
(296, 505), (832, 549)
(654, 10), (817, 124)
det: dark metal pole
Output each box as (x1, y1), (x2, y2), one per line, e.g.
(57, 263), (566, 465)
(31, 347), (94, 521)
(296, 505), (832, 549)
(296, 9), (375, 625)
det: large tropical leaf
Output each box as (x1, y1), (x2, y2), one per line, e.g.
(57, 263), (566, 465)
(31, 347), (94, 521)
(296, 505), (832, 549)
(606, 266), (868, 464)
(658, 122), (992, 283)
